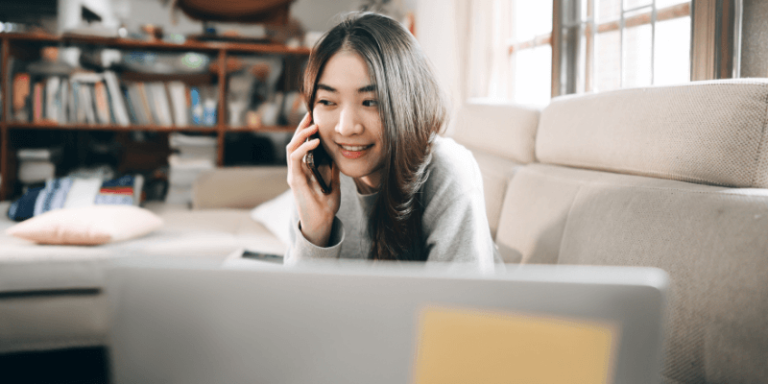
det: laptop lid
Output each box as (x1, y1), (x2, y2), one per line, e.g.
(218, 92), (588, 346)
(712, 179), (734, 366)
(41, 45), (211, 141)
(106, 260), (668, 384)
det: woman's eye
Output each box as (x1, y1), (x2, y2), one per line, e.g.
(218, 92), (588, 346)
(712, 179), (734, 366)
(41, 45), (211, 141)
(317, 100), (335, 106)
(363, 100), (379, 107)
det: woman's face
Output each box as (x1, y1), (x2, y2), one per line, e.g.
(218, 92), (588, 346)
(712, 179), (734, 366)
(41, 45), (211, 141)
(312, 50), (384, 190)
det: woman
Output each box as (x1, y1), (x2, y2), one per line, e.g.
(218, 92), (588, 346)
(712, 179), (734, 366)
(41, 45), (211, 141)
(285, 12), (496, 267)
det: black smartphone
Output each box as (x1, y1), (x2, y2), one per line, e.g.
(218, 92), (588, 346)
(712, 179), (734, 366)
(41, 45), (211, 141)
(242, 250), (283, 263)
(303, 132), (333, 194)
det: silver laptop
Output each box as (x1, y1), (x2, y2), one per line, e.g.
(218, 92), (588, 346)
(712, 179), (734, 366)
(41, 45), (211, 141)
(106, 259), (668, 384)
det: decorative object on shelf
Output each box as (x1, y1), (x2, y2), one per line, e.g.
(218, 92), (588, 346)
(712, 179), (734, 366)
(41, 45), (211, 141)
(170, 0), (295, 25)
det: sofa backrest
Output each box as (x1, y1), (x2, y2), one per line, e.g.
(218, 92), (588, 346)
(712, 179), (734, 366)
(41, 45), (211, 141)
(451, 101), (539, 238)
(536, 79), (768, 188)
(193, 166), (288, 210)
(493, 79), (768, 383)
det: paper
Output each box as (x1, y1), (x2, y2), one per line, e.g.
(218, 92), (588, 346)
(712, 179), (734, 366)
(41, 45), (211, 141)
(413, 306), (618, 384)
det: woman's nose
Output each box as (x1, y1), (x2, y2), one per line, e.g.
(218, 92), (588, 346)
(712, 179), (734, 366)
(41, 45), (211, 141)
(335, 106), (364, 136)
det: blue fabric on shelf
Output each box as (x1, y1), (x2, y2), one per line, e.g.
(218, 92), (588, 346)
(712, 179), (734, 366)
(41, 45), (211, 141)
(6, 175), (138, 222)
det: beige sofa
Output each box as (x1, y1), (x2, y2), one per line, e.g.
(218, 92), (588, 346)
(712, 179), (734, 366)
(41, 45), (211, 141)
(0, 167), (289, 353)
(2, 79), (768, 383)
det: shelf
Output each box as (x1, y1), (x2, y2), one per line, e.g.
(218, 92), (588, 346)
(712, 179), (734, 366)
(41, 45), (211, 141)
(6, 122), (295, 133)
(0, 33), (305, 200)
(0, 32), (312, 55)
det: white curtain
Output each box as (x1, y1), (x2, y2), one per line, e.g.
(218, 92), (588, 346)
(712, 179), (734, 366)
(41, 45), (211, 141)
(416, 0), (471, 135)
(466, 0), (512, 100)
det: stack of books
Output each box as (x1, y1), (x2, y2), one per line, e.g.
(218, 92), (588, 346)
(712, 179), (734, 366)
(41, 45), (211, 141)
(10, 70), (218, 127)
(166, 133), (217, 205)
(17, 147), (62, 186)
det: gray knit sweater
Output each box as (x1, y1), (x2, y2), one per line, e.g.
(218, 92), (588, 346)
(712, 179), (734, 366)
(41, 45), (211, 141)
(285, 136), (498, 269)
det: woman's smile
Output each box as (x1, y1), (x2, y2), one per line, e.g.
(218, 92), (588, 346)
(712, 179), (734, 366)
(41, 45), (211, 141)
(338, 143), (374, 159)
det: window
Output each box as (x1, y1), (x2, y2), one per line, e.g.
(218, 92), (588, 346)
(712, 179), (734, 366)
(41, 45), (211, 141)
(558, 0), (691, 95)
(466, 0), (553, 106)
(467, 0), (739, 105)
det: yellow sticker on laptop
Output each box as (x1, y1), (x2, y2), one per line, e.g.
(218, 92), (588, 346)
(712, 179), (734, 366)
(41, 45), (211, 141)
(413, 306), (618, 384)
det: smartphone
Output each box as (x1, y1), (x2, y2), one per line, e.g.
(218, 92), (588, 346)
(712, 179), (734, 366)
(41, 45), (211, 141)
(303, 131), (333, 194)
(242, 250), (283, 263)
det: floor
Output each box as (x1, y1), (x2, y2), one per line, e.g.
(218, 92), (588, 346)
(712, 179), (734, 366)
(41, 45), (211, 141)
(0, 347), (108, 384)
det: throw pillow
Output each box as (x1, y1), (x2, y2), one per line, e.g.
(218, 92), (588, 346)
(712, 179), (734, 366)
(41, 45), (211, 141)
(250, 189), (292, 245)
(6, 205), (163, 245)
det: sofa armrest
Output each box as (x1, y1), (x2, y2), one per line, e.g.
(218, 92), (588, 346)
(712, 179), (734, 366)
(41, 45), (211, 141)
(192, 166), (288, 210)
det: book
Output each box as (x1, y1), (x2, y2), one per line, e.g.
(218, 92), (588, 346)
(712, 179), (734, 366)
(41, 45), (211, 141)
(79, 83), (96, 124)
(167, 81), (189, 127)
(190, 86), (203, 125)
(127, 83), (148, 125)
(17, 160), (55, 184)
(45, 76), (61, 123)
(59, 79), (69, 124)
(94, 81), (111, 124)
(12, 73), (30, 122)
(17, 147), (63, 161)
(103, 71), (130, 126)
(136, 82), (154, 125)
(123, 87), (138, 124)
(152, 82), (173, 127)
(32, 82), (43, 123)
(202, 85), (217, 126)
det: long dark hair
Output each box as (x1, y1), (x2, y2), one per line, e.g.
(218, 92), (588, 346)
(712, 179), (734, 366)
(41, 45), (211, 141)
(303, 12), (447, 261)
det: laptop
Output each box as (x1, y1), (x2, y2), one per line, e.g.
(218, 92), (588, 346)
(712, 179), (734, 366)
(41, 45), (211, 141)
(105, 259), (668, 384)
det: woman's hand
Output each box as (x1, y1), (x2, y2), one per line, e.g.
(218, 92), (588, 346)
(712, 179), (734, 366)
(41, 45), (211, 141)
(286, 113), (341, 247)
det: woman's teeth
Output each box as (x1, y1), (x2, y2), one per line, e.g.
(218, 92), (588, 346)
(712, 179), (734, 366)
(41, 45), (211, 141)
(340, 144), (370, 151)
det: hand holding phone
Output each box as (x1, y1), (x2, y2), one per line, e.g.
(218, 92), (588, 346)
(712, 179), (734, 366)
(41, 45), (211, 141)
(303, 132), (333, 194)
(286, 112), (341, 247)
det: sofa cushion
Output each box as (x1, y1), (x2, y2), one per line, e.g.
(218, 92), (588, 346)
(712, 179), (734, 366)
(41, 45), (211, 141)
(466, 149), (521, 239)
(537, 79), (768, 188)
(451, 101), (537, 238)
(452, 101), (539, 164)
(495, 163), (768, 383)
(0, 202), (285, 294)
(193, 166), (289, 210)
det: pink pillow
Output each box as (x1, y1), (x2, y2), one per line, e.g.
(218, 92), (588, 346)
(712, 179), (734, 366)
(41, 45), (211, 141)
(6, 205), (163, 245)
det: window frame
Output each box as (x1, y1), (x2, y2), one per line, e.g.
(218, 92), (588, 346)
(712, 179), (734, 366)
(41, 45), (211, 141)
(548, 0), (742, 98)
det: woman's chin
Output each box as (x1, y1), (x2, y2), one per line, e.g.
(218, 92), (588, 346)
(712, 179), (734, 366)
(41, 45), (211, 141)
(335, 162), (374, 180)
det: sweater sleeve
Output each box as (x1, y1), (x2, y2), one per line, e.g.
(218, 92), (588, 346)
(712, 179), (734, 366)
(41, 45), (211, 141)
(283, 202), (345, 265)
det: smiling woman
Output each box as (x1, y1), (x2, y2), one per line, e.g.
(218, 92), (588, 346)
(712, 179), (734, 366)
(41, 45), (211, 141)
(284, 12), (498, 266)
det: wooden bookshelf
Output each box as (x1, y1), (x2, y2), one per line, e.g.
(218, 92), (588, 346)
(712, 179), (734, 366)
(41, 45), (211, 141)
(0, 33), (308, 200)
(6, 122), (294, 133)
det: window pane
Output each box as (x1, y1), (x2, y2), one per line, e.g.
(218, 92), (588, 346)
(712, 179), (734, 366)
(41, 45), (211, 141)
(512, 45), (552, 106)
(623, 24), (652, 87)
(596, 30), (621, 92)
(512, 1), (553, 42)
(654, 16), (691, 85)
(656, 0), (690, 9)
(598, 0), (621, 22)
(624, 0), (652, 9)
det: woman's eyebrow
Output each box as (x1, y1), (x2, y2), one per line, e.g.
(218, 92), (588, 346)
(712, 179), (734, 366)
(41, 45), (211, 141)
(317, 84), (337, 93)
(358, 84), (376, 93)
(316, 84), (376, 93)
